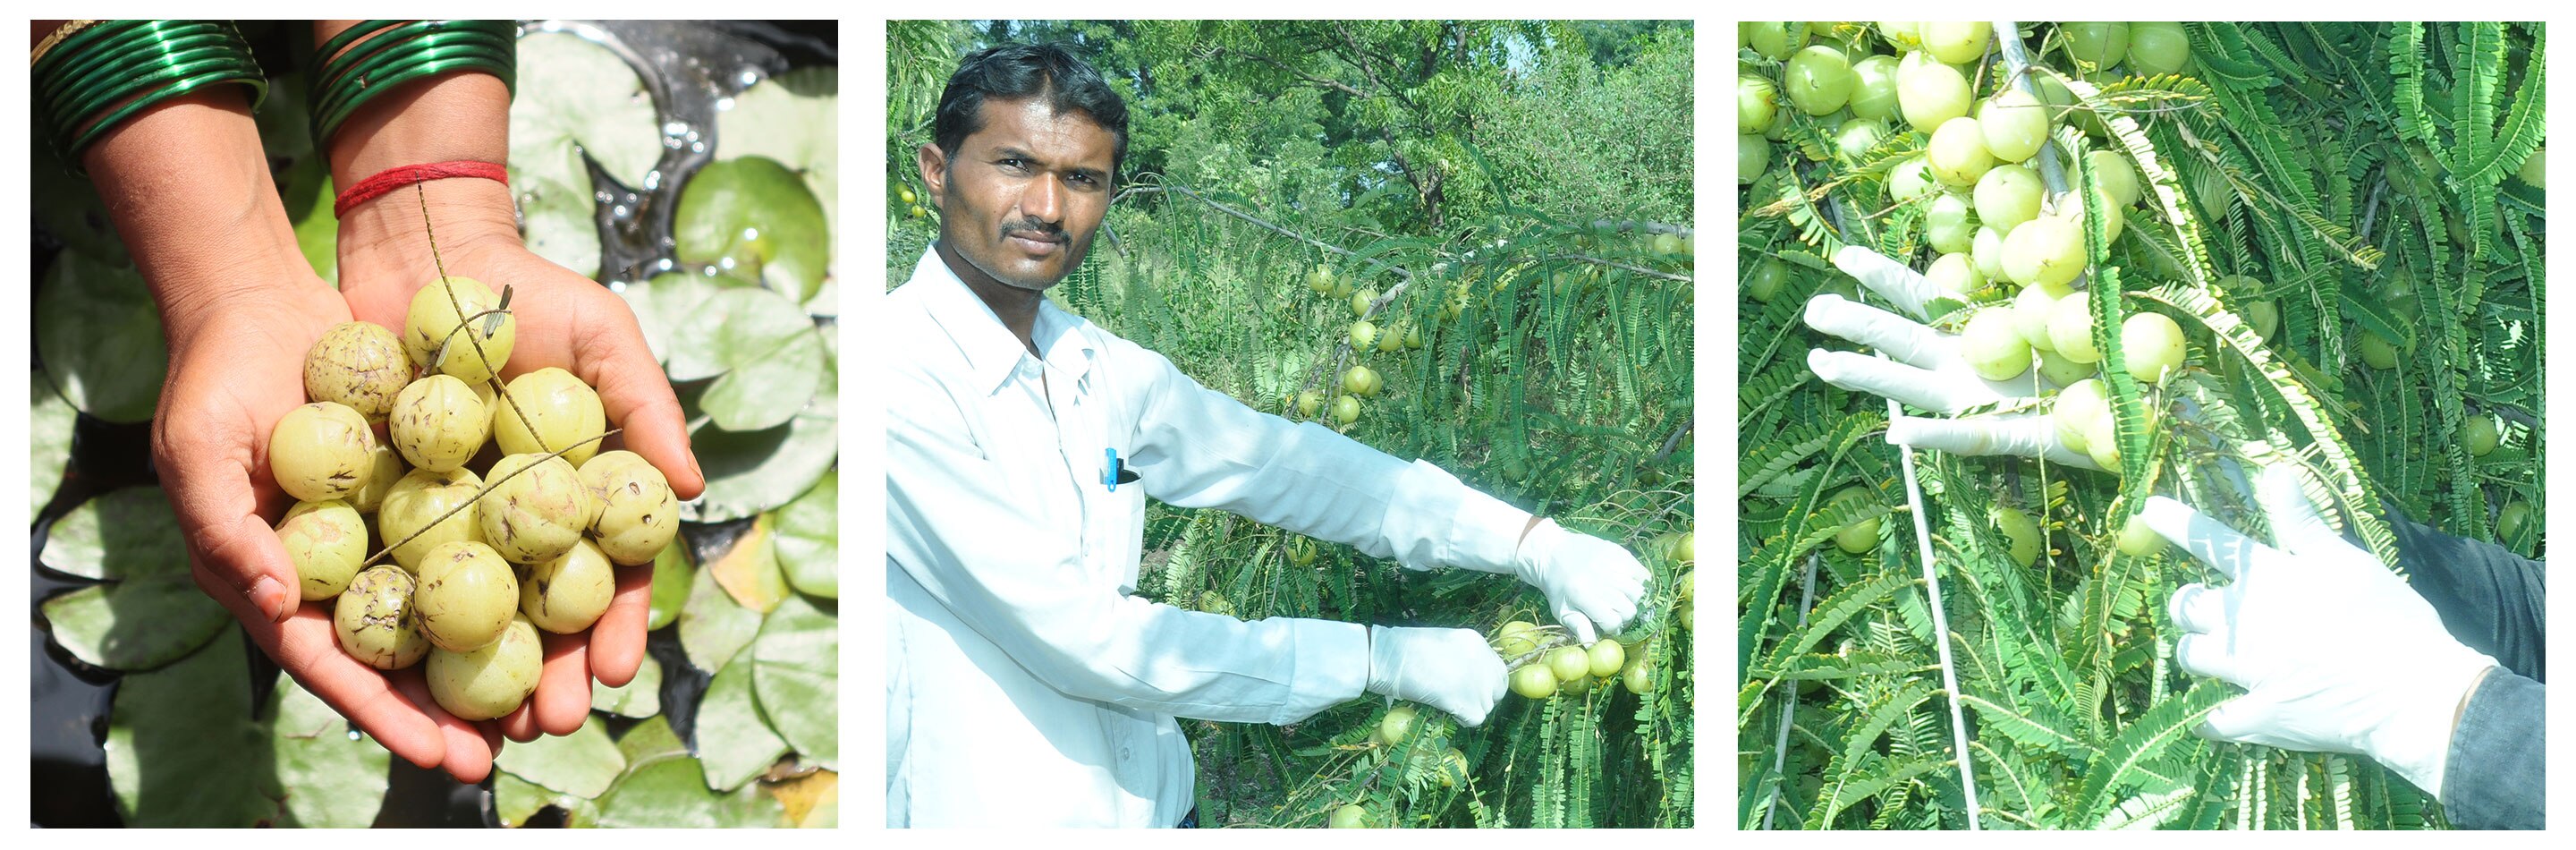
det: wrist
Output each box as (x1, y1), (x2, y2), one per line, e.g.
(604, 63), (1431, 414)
(80, 89), (318, 342)
(2368, 652), (2498, 796)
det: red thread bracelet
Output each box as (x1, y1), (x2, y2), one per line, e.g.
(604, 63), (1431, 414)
(334, 160), (509, 218)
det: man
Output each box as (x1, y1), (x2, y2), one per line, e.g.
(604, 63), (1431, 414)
(1805, 247), (2543, 829)
(884, 44), (1654, 828)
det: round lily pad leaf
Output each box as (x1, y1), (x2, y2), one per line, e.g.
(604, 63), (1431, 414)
(32, 145), (128, 266)
(685, 323), (836, 523)
(105, 637), (272, 826)
(36, 252), (167, 423)
(773, 769), (839, 828)
(592, 752), (787, 828)
(515, 171), (603, 279)
(496, 715), (627, 800)
(509, 30), (664, 193)
(711, 514), (789, 614)
(667, 285), (814, 383)
(620, 271), (756, 368)
(701, 325), (826, 432)
(495, 769), (597, 828)
(678, 558), (763, 675)
(40, 488), (229, 670)
(716, 67), (838, 295)
(647, 539), (696, 631)
(32, 369), (77, 511)
(695, 654), (790, 793)
(773, 469), (837, 599)
(750, 594), (836, 770)
(676, 156), (831, 304)
(594, 652), (665, 718)
(267, 671), (392, 828)
(618, 714), (690, 766)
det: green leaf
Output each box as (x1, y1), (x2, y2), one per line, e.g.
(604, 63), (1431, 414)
(278, 156), (338, 284)
(666, 285), (825, 432)
(266, 672), (390, 828)
(679, 555), (765, 674)
(648, 538), (696, 631)
(494, 769), (596, 828)
(751, 594), (838, 769)
(687, 401), (839, 523)
(105, 636), (276, 826)
(774, 468), (839, 598)
(39, 488), (229, 670)
(717, 66), (840, 309)
(30, 144), (126, 265)
(516, 171), (603, 278)
(696, 653), (792, 792)
(508, 30), (663, 191)
(710, 514), (792, 613)
(618, 714), (691, 765)
(591, 751), (787, 828)
(36, 252), (166, 422)
(700, 324), (826, 432)
(676, 156), (832, 304)
(621, 271), (756, 368)
(594, 651), (665, 718)
(31, 368), (76, 511)
(495, 715), (627, 799)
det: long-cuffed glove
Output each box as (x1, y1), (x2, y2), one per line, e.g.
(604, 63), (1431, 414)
(2141, 463), (2499, 796)
(1806, 246), (2097, 468)
(1364, 625), (1507, 727)
(1509, 520), (1650, 644)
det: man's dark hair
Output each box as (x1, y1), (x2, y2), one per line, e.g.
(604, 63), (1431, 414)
(934, 42), (1131, 181)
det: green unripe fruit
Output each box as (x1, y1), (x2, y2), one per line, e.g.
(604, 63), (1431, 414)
(1974, 165), (2045, 233)
(405, 276), (515, 384)
(335, 565), (431, 670)
(1996, 506), (2043, 567)
(1510, 663), (1558, 699)
(1835, 514), (1883, 554)
(2116, 514), (2167, 557)
(1295, 390), (1325, 418)
(2122, 312), (2188, 384)
(2498, 502), (2531, 541)
(1747, 21), (1809, 60)
(1785, 46), (1857, 115)
(1332, 395), (1362, 426)
(1496, 620), (1542, 659)
(1373, 704), (1418, 747)
(1546, 645), (1591, 684)
(1327, 803), (1370, 829)
(1738, 74), (1779, 134)
(1587, 640), (1626, 678)
(1848, 55), (1902, 121)
(1342, 365), (1382, 398)
(270, 402), (377, 503)
(426, 616), (543, 720)
(2013, 278), (2073, 351)
(1375, 321), (1405, 353)
(304, 321), (412, 420)
(1621, 656), (1654, 694)
(2063, 21), (2131, 67)
(478, 454), (592, 565)
(1351, 288), (1377, 319)
(1927, 251), (1985, 294)
(2054, 378), (2110, 454)
(390, 374), (488, 473)
(1308, 268), (1335, 294)
(278, 498), (368, 600)
(1920, 21), (1991, 64)
(2125, 22), (2190, 76)
(1897, 55), (1972, 128)
(1349, 320), (1379, 351)
(1835, 118), (1889, 161)
(2036, 348), (2092, 387)
(2087, 150), (2141, 208)
(1927, 191), (1977, 254)
(2243, 299), (2279, 343)
(414, 540), (520, 652)
(521, 539), (617, 633)
(491, 368), (606, 468)
(2462, 415), (2502, 457)
(580, 450), (680, 565)
(377, 467), (484, 573)
(1959, 306), (2033, 381)
(2518, 146), (2545, 190)
(1928, 117), (1996, 187)
(1978, 89), (2052, 163)
(1972, 225), (2010, 282)
(2003, 216), (2087, 289)
(2048, 293), (2102, 363)
(1739, 133), (1772, 184)
(1889, 156), (1940, 203)
(1746, 258), (1792, 302)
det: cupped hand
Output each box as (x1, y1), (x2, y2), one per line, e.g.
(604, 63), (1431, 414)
(1806, 246), (2097, 468)
(338, 222), (703, 741)
(152, 277), (500, 782)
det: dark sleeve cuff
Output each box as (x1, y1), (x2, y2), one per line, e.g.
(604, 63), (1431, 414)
(2443, 670), (2545, 829)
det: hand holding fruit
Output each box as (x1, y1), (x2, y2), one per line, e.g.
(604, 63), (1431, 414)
(1508, 520), (1650, 644)
(1364, 625), (1509, 727)
(1806, 246), (2101, 468)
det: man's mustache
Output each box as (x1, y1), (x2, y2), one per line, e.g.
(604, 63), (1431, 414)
(1002, 221), (1066, 243)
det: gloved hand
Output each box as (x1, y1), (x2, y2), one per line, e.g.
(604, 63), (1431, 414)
(2141, 463), (2498, 796)
(1510, 519), (1650, 644)
(1365, 625), (1507, 727)
(1806, 246), (2097, 468)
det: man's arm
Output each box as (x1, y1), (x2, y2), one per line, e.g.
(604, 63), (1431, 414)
(886, 373), (1368, 724)
(2442, 669), (2545, 829)
(2385, 506), (2546, 683)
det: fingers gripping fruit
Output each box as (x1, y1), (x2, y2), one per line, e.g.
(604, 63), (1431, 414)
(334, 565), (431, 670)
(379, 467), (487, 573)
(404, 276), (516, 384)
(390, 374), (489, 472)
(478, 454), (593, 565)
(277, 499), (368, 600)
(426, 616), (543, 720)
(492, 367), (607, 467)
(580, 450), (680, 565)
(521, 539), (617, 633)
(269, 402), (377, 502)
(414, 540), (521, 652)
(303, 321), (412, 420)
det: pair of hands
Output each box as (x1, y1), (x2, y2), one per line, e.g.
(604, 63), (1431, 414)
(1806, 246), (2496, 795)
(1364, 519), (1653, 727)
(154, 212), (704, 784)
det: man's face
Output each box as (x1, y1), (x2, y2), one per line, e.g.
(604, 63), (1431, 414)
(919, 98), (1117, 293)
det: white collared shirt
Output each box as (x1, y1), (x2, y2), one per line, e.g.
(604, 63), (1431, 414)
(884, 247), (1531, 828)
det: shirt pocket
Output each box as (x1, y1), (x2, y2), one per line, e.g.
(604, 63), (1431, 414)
(1093, 446), (1149, 594)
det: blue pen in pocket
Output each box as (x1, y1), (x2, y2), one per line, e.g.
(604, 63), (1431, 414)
(1103, 447), (1140, 490)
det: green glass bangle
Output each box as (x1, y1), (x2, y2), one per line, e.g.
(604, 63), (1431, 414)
(308, 20), (517, 149)
(34, 20), (267, 165)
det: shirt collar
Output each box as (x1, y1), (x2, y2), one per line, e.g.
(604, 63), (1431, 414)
(904, 245), (1097, 395)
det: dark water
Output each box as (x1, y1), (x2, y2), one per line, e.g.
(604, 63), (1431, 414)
(28, 19), (834, 829)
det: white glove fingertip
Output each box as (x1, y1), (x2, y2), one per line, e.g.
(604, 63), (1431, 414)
(2196, 696), (2266, 744)
(1560, 612), (1598, 646)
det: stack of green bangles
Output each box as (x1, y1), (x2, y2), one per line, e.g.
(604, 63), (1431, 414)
(308, 20), (518, 150)
(32, 20), (268, 166)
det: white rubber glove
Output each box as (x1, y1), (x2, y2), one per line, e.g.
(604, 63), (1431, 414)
(1510, 519), (1650, 644)
(1365, 625), (1508, 727)
(1806, 246), (2098, 469)
(2142, 464), (2498, 796)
